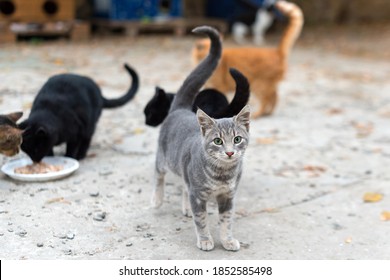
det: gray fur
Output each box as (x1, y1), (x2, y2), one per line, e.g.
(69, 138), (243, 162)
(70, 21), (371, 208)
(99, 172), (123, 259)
(151, 26), (250, 251)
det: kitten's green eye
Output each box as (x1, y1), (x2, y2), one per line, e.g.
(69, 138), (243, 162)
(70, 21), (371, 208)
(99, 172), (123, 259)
(213, 138), (223, 145)
(234, 136), (242, 144)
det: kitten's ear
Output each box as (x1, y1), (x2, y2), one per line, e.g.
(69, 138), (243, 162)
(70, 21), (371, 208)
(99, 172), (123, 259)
(7, 112), (23, 123)
(234, 105), (250, 132)
(155, 87), (166, 99)
(197, 108), (215, 136)
(36, 127), (47, 137)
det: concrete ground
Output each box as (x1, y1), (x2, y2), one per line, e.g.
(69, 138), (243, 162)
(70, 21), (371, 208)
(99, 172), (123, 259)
(0, 23), (390, 260)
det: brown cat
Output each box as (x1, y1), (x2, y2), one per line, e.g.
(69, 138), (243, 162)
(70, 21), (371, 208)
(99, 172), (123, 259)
(192, 0), (303, 118)
(0, 112), (23, 157)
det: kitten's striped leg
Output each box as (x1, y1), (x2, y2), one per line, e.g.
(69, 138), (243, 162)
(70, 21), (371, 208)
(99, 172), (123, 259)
(151, 149), (166, 208)
(182, 187), (191, 217)
(151, 170), (165, 208)
(217, 195), (240, 251)
(190, 194), (214, 251)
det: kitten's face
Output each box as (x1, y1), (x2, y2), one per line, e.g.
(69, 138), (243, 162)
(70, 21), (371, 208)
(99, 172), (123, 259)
(20, 122), (52, 162)
(0, 112), (23, 157)
(144, 87), (172, 127)
(197, 105), (250, 163)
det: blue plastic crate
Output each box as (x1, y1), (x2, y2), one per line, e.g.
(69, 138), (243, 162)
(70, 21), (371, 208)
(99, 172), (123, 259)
(206, 0), (266, 20)
(93, 0), (182, 20)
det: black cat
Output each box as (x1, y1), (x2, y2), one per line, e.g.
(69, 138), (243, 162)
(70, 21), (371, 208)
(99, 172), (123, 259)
(144, 68), (249, 127)
(19, 63), (139, 162)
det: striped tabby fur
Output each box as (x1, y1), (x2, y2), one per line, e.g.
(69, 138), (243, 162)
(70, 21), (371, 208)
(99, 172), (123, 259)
(151, 26), (250, 251)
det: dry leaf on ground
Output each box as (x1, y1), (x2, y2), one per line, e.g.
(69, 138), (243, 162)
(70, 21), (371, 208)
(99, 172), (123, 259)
(351, 121), (374, 138)
(363, 192), (383, 203)
(303, 165), (326, 172)
(256, 137), (277, 145)
(133, 127), (145, 135)
(326, 108), (344, 115)
(46, 197), (71, 205)
(380, 211), (390, 221)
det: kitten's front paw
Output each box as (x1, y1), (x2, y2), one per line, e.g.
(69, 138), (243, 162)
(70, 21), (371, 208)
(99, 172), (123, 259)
(151, 190), (163, 208)
(197, 236), (214, 251)
(182, 206), (192, 217)
(221, 238), (240, 251)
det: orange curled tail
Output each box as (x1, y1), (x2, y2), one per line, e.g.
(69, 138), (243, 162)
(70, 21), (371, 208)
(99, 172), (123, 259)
(276, 0), (304, 59)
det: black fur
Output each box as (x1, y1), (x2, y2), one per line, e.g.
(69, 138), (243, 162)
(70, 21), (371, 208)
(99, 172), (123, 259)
(212, 68), (250, 118)
(191, 89), (229, 115)
(144, 68), (250, 127)
(144, 87), (227, 127)
(19, 64), (139, 162)
(144, 87), (175, 127)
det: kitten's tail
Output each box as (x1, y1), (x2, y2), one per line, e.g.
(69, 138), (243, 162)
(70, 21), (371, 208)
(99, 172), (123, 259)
(213, 68), (250, 118)
(170, 26), (222, 112)
(103, 63), (139, 108)
(276, 0), (304, 59)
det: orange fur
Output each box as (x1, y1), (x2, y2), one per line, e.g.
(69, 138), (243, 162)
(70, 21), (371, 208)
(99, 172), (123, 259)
(192, 0), (303, 118)
(0, 112), (23, 157)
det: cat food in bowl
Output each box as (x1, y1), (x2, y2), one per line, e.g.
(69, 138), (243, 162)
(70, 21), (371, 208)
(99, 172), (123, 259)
(14, 161), (64, 174)
(1, 156), (79, 182)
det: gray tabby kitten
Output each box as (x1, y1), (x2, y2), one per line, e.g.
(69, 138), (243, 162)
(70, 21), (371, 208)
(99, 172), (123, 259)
(151, 26), (250, 251)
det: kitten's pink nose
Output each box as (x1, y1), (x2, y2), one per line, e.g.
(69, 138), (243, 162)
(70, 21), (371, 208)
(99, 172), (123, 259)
(226, 152), (234, 157)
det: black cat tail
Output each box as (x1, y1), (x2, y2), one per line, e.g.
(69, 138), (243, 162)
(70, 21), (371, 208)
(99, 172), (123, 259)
(170, 26), (222, 113)
(102, 63), (139, 108)
(214, 68), (250, 118)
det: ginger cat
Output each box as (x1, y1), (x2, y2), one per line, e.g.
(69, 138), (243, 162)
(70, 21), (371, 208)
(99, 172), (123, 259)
(192, 0), (303, 118)
(0, 112), (23, 157)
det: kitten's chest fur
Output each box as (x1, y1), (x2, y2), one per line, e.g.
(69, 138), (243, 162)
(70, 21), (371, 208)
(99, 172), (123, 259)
(187, 153), (242, 199)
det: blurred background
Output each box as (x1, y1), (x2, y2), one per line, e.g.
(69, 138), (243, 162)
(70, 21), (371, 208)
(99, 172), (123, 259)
(1, 0), (389, 43)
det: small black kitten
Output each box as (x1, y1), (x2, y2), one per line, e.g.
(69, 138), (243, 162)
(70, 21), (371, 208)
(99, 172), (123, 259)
(144, 68), (249, 127)
(19, 64), (139, 162)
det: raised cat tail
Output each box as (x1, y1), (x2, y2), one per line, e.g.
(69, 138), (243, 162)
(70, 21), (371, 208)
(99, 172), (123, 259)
(275, 0), (304, 59)
(214, 68), (250, 118)
(102, 63), (139, 108)
(170, 26), (222, 112)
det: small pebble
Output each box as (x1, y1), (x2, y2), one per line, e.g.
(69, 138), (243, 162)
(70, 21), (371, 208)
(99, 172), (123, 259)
(63, 249), (72, 255)
(55, 233), (67, 239)
(99, 169), (113, 176)
(16, 230), (27, 237)
(66, 232), (75, 240)
(240, 242), (250, 249)
(89, 191), (99, 197)
(332, 223), (343, 230)
(93, 212), (106, 221)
